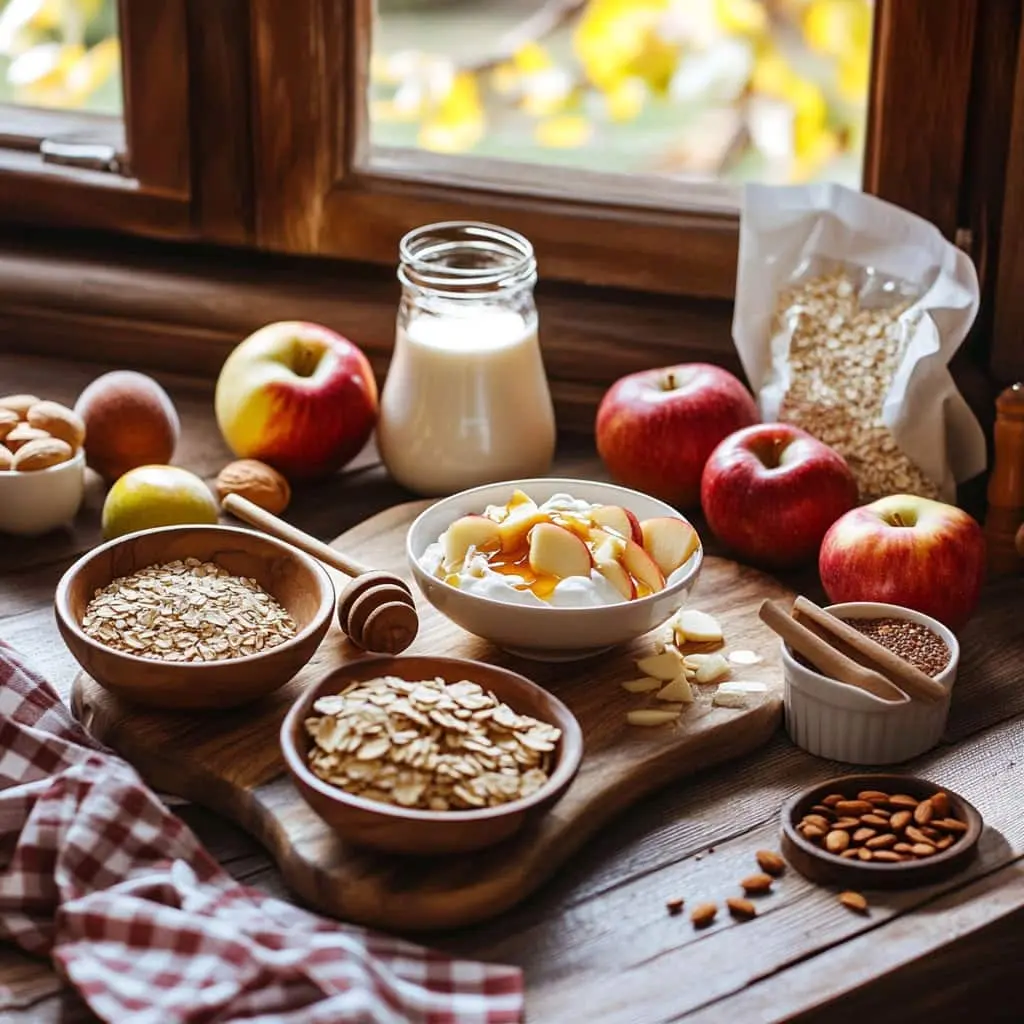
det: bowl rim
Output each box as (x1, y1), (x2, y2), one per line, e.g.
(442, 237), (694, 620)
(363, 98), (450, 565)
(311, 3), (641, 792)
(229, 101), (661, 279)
(405, 476), (704, 615)
(780, 600), (960, 707)
(780, 772), (983, 874)
(1, 446), (86, 478)
(280, 654), (584, 823)
(54, 523), (336, 670)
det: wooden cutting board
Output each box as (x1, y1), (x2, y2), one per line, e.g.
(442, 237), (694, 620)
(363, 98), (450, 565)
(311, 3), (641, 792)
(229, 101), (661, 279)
(71, 501), (795, 932)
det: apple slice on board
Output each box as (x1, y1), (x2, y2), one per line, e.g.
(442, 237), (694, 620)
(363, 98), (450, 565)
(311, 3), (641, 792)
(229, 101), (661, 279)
(529, 522), (593, 579)
(622, 539), (666, 593)
(442, 515), (501, 565)
(640, 517), (700, 576)
(591, 505), (643, 544)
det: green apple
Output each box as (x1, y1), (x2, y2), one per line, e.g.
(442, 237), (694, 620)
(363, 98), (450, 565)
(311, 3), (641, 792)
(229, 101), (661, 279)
(102, 464), (218, 540)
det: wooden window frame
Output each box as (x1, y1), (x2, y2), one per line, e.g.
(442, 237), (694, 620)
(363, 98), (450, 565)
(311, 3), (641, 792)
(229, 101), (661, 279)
(0, 0), (192, 237)
(251, 0), (983, 299)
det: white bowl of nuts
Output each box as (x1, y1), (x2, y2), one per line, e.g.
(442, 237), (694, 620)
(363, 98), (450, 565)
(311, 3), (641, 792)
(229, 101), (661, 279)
(0, 394), (87, 535)
(782, 602), (959, 765)
(55, 524), (336, 710)
(407, 478), (703, 661)
(281, 655), (583, 855)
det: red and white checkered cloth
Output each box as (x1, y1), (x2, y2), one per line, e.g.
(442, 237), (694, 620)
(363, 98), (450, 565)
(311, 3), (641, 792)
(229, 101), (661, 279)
(0, 641), (524, 1023)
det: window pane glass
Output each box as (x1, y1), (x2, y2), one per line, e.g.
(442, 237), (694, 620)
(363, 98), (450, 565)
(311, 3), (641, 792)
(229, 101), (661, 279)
(370, 0), (872, 190)
(0, 0), (122, 114)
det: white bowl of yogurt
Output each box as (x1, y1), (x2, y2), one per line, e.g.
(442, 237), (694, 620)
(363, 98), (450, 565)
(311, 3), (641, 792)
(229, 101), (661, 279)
(407, 478), (703, 661)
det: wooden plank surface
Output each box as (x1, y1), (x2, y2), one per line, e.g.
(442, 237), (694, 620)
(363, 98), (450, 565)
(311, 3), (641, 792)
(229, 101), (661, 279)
(1, 353), (1023, 1024)
(71, 500), (795, 932)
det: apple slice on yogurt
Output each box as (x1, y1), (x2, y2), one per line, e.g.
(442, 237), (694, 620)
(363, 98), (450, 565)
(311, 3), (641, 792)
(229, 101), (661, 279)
(622, 539), (666, 593)
(529, 522), (593, 579)
(595, 557), (636, 600)
(640, 517), (700, 576)
(497, 497), (549, 552)
(442, 515), (501, 565)
(590, 505), (643, 545)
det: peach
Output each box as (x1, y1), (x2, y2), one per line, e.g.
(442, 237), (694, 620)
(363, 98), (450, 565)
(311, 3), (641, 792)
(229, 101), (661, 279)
(75, 371), (179, 483)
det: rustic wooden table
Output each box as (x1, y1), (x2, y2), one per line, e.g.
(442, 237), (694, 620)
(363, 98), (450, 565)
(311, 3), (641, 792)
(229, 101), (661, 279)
(1, 353), (1022, 1023)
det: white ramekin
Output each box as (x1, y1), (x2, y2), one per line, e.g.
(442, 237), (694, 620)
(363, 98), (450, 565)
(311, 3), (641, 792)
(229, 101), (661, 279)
(0, 448), (86, 536)
(782, 601), (959, 765)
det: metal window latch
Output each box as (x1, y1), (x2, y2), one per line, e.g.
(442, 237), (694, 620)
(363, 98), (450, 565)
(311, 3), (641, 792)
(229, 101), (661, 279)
(40, 134), (122, 174)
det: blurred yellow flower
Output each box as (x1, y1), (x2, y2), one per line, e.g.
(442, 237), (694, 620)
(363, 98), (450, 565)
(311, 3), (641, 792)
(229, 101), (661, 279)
(513, 41), (552, 74)
(714, 0), (768, 36)
(418, 71), (484, 153)
(65, 35), (118, 102)
(7, 39), (83, 105)
(803, 0), (871, 56)
(604, 76), (647, 121)
(574, 0), (676, 92)
(536, 114), (593, 148)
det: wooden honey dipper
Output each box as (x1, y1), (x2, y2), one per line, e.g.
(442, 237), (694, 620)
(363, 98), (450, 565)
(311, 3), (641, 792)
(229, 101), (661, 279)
(222, 494), (419, 654)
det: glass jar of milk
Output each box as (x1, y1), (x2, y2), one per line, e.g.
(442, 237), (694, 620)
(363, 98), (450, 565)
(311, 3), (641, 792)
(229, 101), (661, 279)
(378, 221), (556, 495)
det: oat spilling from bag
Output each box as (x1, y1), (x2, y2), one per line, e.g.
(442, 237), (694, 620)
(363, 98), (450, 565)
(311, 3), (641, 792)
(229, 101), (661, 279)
(82, 558), (297, 661)
(304, 675), (561, 811)
(774, 270), (940, 501)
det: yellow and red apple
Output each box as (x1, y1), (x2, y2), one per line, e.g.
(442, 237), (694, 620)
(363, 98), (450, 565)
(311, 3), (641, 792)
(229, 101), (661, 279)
(215, 321), (378, 481)
(819, 495), (986, 632)
(700, 423), (858, 568)
(595, 363), (760, 507)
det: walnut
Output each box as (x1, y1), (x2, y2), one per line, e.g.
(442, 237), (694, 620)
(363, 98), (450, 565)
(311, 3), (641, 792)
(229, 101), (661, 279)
(215, 459), (291, 514)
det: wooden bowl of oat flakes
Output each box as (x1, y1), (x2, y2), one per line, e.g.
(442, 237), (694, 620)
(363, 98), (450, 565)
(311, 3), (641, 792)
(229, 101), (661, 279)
(280, 655), (584, 855)
(55, 524), (334, 710)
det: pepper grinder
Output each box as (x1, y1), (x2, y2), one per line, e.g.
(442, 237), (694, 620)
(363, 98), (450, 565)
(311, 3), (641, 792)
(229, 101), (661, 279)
(984, 382), (1024, 576)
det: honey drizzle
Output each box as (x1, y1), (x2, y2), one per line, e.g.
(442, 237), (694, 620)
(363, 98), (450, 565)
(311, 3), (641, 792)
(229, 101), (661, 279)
(464, 507), (650, 601)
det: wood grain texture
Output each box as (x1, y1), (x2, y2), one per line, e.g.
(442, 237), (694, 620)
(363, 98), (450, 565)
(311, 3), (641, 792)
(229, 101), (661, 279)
(865, 0), (977, 239)
(72, 500), (794, 931)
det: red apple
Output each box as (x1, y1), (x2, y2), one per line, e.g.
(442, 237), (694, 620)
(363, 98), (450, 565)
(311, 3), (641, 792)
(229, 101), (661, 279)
(700, 423), (857, 568)
(595, 363), (759, 507)
(215, 321), (378, 481)
(819, 495), (986, 632)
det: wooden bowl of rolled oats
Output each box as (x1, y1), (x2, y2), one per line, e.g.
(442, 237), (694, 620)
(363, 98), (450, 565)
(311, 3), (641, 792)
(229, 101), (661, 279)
(280, 655), (583, 855)
(55, 524), (335, 710)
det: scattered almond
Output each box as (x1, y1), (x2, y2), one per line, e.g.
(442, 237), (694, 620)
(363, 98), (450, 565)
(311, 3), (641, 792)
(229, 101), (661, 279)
(838, 891), (868, 914)
(888, 794), (918, 809)
(913, 800), (934, 826)
(655, 676), (695, 703)
(674, 609), (723, 644)
(726, 897), (757, 920)
(825, 830), (850, 853)
(798, 786), (969, 866)
(665, 897), (684, 916)
(26, 401), (85, 451)
(690, 902), (717, 928)
(740, 873), (773, 895)
(755, 850), (786, 876)
(0, 409), (18, 441)
(0, 394), (40, 418)
(889, 810), (912, 831)
(4, 424), (49, 451)
(694, 653), (730, 684)
(11, 437), (73, 472)
(0, 444), (12, 471)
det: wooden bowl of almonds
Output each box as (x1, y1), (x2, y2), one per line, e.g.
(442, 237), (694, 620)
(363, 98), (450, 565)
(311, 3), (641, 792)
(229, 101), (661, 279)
(781, 774), (983, 889)
(55, 524), (335, 710)
(280, 655), (584, 855)
(0, 394), (87, 536)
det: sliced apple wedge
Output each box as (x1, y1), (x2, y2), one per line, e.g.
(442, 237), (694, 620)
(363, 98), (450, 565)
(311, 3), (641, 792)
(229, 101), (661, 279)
(528, 522), (593, 579)
(622, 538), (666, 594)
(640, 517), (700, 577)
(497, 500), (549, 552)
(591, 505), (643, 544)
(595, 557), (636, 601)
(442, 515), (501, 565)
(635, 648), (684, 681)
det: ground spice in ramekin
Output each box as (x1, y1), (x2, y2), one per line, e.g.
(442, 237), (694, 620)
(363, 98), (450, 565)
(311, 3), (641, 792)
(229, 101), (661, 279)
(840, 617), (951, 677)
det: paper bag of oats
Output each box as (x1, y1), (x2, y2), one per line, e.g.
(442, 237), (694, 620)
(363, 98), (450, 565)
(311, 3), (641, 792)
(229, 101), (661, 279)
(732, 183), (985, 503)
